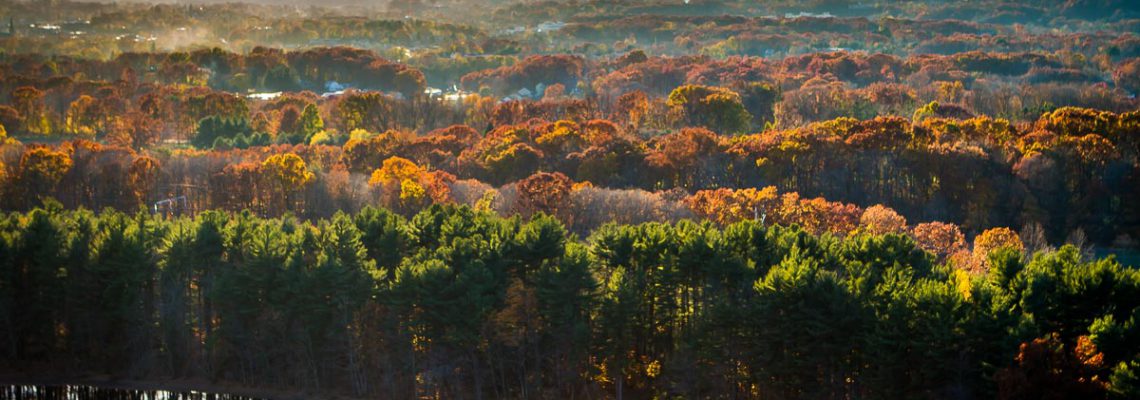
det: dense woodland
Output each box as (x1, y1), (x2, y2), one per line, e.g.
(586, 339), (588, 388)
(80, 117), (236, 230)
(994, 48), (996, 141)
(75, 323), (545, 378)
(3, 205), (1140, 399)
(1, 0), (1140, 398)
(2, 49), (1139, 245)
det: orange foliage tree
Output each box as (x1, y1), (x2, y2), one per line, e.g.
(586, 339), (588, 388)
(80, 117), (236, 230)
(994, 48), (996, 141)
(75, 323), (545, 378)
(859, 204), (908, 235)
(776, 192), (862, 236)
(128, 155), (161, 205)
(685, 186), (780, 226)
(515, 171), (573, 218)
(911, 221), (968, 259)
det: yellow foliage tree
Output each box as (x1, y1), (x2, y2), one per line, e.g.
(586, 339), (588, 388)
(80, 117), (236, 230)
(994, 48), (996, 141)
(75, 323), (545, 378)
(399, 179), (427, 203)
(0, 124), (14, 144)
(20, 147), (72, 189)
(261, 153), (313, 212)
(370, 156), (434, 211)
(973, 227), (1024, 266)
(370, 156), (425, 186)
(65, 95), (100, 137)
(535, 120), (584, 154)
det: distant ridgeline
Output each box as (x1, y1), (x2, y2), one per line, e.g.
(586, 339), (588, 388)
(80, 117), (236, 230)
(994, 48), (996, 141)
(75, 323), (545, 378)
(2, 204), (1140, 398)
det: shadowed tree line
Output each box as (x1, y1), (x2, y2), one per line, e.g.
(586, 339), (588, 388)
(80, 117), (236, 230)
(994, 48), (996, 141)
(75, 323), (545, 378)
(2, 204), (1140, 399)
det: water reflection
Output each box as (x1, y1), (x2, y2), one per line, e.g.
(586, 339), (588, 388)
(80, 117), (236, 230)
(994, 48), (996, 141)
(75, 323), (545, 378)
(0, 385), (265, 400)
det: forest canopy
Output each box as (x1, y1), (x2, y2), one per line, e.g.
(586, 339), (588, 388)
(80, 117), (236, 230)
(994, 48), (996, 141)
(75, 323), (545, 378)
(1, 0), (1139, 398)
(3, 204), (1140, 399)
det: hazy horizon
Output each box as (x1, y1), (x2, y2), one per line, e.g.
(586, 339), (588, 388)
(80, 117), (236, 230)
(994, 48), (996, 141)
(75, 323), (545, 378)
(71, 0), (483, 4)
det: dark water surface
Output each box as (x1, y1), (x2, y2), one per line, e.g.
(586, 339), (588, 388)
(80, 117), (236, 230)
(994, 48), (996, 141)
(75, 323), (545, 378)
(0, 385), (264, 400)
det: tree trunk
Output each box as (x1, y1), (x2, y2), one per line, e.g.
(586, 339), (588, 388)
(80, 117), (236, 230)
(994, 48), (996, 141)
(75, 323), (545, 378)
(616, 375), (624, 400)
